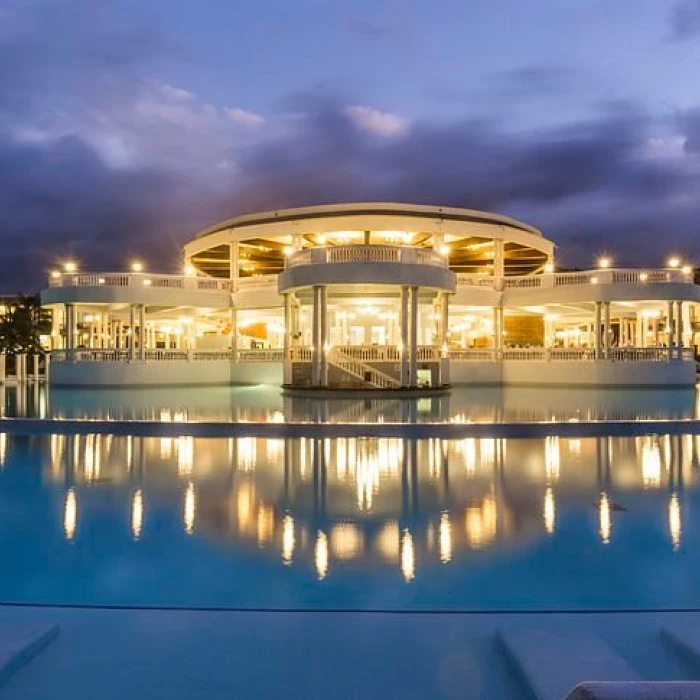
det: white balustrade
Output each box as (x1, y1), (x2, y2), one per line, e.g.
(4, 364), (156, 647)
(286, 245), (449, 269)
(48, 272), (231, 292)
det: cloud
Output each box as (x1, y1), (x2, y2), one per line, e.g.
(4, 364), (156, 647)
(224, 107), (265, 127)
(670, 0), (700, 39)
(344, 105), (408, 136)
(1, 1), (700, 290)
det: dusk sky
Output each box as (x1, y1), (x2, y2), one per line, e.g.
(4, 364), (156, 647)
(2, 0), (700, 289)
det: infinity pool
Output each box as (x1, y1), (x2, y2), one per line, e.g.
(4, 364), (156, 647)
(0, 431), (697, 611)
(3, 384), (699, 422)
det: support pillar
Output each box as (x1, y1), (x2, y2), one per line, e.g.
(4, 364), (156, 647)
(408, 286), (418, 387)
(603, 301), (611, 360)
(129, 304), (136, 361)
(230, 308), (238, 359)
(138, 304), (146, 360)
(229, 240), (238, 293)
(33, 354), (39, 381)
(0, 353), (5, 384)
(283, 294), (292, 385)
(65, 304), (75, 353)
(667, 301), (675, 353)
(439, 292), (450, 386)
(400, 286), (409, 387)
(319, 286), (328, 386)
(312, 286), (321, 386)
(493, 239), (505, 291)
(594, 302), (602, 360)
(492, 307), (504, 357)
(676, 301), (684, 358)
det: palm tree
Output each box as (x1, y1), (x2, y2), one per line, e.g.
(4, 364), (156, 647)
(0, 295), (52, 354)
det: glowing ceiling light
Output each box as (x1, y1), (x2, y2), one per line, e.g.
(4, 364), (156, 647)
(63, 261), (77, 273)
(184, 264), (196, 276)
(131, 261), (144, 272)
(50, 270), (61, 279)
(598, 257), (611, 269)
(668, 257), (681, 269)
(544, 262), (554, 273)
(438, 244), (450, 256)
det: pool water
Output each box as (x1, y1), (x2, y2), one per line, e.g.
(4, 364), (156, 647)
(3, 384), (699, 422)
(0, 431), (698, 611)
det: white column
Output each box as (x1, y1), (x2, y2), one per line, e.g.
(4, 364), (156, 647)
(439, 292), (450, 386)
(667, 301), (675, 351)
(409, 286), (418, 387)
(129, 304), (136, 360)
(0, 353), (5, 384)
(320, 286), (328, 386)
(594, 302), (602, 359)
(603, 302), (611, 359)
(230, 308), (237, 359)
(33, 354), (39, 381)
(65, 304), (75, 351)
(676, 301), (684, 357)
(439, 293), (449, 352)
(493, 239), (505, 291)
(400, 286), (409, 387)
(312, 286), (321, 386)
(138, 305), (146, 360)
(283, 294), (292, 385)
(229, 240), (238, 292)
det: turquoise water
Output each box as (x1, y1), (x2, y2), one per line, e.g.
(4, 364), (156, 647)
(2, 384), (699, 422)
(0, 431), (698, 611)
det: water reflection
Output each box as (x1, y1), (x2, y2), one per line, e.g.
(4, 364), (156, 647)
(0, 431), (699, 610)
(17, 431), (696, 574)
(2, 383), (698, 423)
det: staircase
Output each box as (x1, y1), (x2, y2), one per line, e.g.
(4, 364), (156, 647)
(327, 348), (402, 389)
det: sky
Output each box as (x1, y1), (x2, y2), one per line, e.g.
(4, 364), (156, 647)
(2, 0), (700, 290)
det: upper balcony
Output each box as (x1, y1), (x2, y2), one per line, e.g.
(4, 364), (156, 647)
(454, 267), (700, 304)
(42, 271), (233, 307)
(278, 244), (456, 293)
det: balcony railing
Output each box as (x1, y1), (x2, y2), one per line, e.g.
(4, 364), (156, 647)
(51, 345), (696, 364)
(51, 348), (283, 363)
(48, 272), (232, 292)
(457, 268), (693, 290)
(449, 347), (696, 362)
(285, 245), (449, 269)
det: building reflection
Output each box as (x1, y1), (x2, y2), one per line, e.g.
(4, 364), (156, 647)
(21, 428), (699, 579)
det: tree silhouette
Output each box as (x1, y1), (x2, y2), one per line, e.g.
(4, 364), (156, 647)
(0, 295), (52, 354)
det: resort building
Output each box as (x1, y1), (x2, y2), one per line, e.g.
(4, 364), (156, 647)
(41, 202), (700, 388)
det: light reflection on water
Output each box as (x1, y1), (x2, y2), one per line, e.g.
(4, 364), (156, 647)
(0, 383), (698, 423)
(0, 432), (698, 610)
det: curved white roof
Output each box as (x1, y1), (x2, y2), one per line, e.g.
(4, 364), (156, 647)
(193, 202), (544, 240)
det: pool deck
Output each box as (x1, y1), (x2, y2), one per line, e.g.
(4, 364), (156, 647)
(2, 606), (700, 699)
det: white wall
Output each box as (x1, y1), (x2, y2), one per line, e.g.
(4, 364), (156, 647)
(50, 360), (283, 387)
(451, 360), (696, 387)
